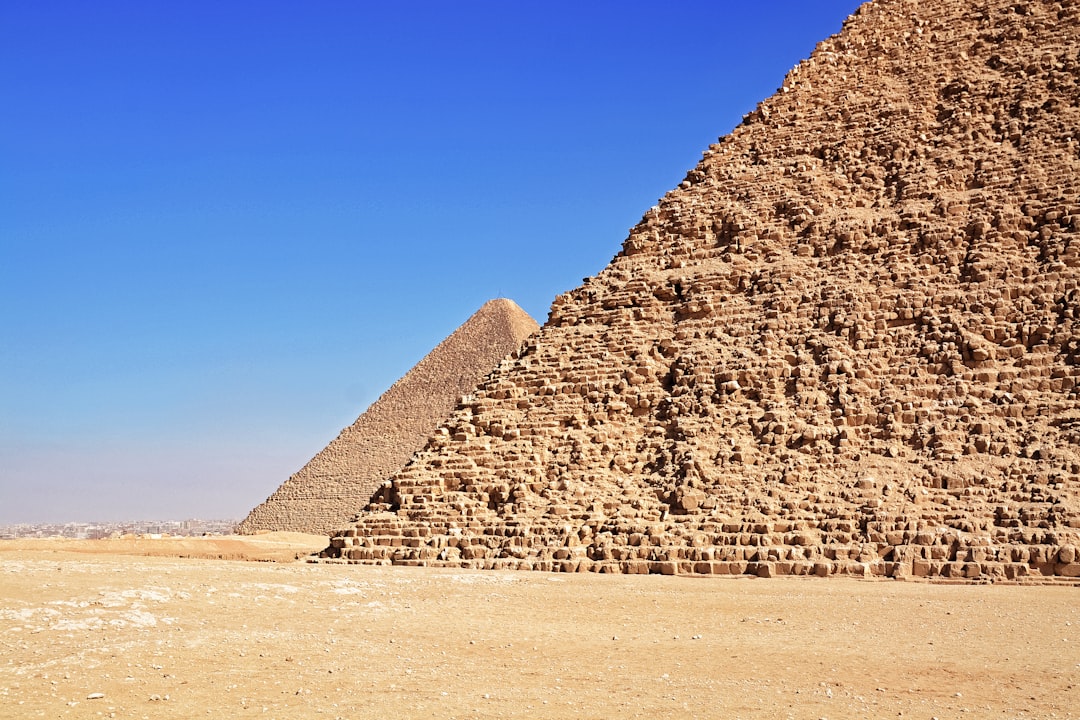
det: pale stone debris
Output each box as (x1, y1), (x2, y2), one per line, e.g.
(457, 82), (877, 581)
(323, 0), (1080, 581)
(237, 299), (540, 535)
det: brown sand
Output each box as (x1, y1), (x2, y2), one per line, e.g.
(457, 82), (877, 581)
(1, 537), (1077, 719)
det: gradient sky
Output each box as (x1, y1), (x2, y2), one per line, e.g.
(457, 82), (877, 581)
(1, 1), (865, 524)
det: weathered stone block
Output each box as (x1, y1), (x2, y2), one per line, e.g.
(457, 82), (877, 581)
(1056, 563), (1080, 578)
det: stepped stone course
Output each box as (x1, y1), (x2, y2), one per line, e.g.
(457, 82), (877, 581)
(323, 0), (1080, 581)
(237, 299), (539, 535)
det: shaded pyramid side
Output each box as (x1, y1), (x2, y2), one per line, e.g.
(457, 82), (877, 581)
(322, 0), (1080, 581)
(237, 299), (539, 535)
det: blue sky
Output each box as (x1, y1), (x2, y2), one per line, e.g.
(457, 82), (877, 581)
(0, 1), (864, 524)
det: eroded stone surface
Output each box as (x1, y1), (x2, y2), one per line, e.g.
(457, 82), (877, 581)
(237, 299), (539, 535)
(324, 0), (1080, 580)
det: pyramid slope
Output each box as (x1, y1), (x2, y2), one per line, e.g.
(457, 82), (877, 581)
(324, 0), (1080, 581)
(237, 299), (539, 535)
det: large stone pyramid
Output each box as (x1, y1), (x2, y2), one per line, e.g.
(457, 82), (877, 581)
(237, 299), (539, 535)
(323, 0), (1080, 581)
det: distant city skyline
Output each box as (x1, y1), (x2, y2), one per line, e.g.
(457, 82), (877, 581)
(0, 518), (239, 539)
(0, 1), (865, 524)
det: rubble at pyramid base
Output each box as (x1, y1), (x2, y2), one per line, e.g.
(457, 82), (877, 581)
(319, 485), (1080, 582)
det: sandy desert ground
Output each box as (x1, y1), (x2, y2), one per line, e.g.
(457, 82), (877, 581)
(1, 534), (1077, 720)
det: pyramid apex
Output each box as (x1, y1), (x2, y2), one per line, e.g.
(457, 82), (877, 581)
(237, 298), (538, 535)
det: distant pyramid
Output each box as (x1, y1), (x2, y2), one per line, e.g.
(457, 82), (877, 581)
(237, 299), (539, 535)
(323, 0), (1080, 582)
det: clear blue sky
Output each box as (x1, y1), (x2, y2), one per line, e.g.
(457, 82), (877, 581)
(0, 1), (864, 524)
